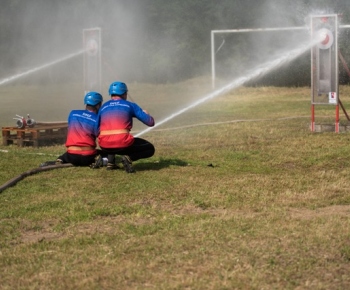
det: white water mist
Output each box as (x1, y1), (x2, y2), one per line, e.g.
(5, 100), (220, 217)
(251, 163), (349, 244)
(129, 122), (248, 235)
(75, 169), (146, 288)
(136, 37), (319, 138)
(0, 50), (84, 86)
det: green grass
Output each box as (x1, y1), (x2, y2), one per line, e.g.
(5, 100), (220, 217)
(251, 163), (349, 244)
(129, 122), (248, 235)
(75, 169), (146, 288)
(1, 82), (350, 289)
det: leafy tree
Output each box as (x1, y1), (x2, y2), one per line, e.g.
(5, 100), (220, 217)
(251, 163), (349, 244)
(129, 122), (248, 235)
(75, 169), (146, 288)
(1, 0), (350, 85)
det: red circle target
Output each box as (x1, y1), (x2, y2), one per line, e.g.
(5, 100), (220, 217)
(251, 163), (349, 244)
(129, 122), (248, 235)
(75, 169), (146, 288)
(322, 34), (330, 45)
(317, 28), (334, 49)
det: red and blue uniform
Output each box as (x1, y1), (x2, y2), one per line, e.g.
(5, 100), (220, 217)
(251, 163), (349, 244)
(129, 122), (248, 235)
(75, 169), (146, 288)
(97, 98), (154, 149)
(96, 97), (155, 164)
(65, 109), (99, 155)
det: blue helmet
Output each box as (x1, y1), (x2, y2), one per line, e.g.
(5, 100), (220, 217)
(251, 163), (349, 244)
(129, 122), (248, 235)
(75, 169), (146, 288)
(109, 81), (128, 95)
(84, 91), (103, 106)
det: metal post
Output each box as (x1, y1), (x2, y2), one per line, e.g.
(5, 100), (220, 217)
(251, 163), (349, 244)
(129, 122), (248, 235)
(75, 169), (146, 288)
(211, 31), (215, 89)
(311, 104), (315, 132)
(336, 104), (340, 133)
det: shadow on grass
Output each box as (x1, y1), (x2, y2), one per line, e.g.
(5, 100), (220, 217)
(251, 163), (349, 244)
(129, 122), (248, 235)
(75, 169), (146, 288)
(134, 158), (189, 171)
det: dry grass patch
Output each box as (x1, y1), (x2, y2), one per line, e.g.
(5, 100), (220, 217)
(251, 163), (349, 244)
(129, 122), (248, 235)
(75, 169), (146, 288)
(2, 84), (350, 289)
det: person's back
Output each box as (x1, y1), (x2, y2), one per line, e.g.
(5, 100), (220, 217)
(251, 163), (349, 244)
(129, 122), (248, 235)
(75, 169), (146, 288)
(96, 81), (155, 173)
(66, 108), (99, 155)
(40, 91), (104, 167)
(98, 97), (154, 149)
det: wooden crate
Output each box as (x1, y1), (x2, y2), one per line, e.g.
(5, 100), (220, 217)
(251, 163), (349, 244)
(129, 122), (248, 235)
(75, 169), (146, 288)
(2, 123), (68, 147)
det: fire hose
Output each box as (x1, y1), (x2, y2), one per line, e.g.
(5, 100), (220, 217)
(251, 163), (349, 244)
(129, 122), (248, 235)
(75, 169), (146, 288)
(0, 163), (73, 193)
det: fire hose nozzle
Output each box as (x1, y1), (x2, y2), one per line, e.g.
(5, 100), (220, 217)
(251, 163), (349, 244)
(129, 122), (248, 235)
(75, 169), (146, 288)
(13, 118), (26, 129)
(13, 114), (27, 128)
(26, 118), (36, 127)
(12, 114), (35, 128)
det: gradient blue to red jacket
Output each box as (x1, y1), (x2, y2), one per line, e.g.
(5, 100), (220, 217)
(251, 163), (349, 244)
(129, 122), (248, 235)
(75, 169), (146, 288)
(96, 98), (154, 148)
(65, 109), (98, 155)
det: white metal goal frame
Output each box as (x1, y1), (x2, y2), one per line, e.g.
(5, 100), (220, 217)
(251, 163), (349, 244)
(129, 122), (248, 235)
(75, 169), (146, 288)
(211, 23), (350, 132)
(210, 24), (350, 89)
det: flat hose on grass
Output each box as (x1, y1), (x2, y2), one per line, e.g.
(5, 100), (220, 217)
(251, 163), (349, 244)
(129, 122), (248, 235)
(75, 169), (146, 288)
(0, 163), (73, 193)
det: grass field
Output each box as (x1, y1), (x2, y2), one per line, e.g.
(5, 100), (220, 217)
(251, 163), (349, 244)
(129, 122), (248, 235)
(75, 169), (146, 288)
(1, 81), (350, 289)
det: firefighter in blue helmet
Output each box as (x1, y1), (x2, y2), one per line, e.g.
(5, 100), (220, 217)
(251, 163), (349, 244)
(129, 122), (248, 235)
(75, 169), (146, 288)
(40, 91), (104, 167)
(95, 81), (155, 173)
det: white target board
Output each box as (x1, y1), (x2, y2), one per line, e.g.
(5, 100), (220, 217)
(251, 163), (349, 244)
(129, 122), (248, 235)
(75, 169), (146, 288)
(83, 28), (101, 94)
(311, 15), (338, 105)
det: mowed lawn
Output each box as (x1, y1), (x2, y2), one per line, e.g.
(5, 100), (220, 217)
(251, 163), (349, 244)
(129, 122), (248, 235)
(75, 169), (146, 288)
(1, 82), (350, 289)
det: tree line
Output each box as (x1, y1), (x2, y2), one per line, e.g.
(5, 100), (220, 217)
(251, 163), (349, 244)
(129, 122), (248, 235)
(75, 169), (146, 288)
(1, 0), (350, 86)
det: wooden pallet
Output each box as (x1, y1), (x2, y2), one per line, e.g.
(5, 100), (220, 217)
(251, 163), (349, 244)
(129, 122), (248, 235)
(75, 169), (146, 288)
(2, 123), (68, 147)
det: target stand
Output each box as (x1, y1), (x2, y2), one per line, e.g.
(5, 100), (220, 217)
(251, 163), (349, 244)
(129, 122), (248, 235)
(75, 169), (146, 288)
(83, 27), (101, 94)
(310, 14), (350, 133)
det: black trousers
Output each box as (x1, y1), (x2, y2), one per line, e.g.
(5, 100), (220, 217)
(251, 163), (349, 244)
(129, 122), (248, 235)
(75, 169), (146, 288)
(100, 138), (155, 163)
(58, 149), (106, 166)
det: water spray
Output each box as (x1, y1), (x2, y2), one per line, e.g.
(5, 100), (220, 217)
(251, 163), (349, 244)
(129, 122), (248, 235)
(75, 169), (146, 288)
(315, 27), (334, 49)
(0, 50), (85, 87)
(136, 38), (320, 138)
